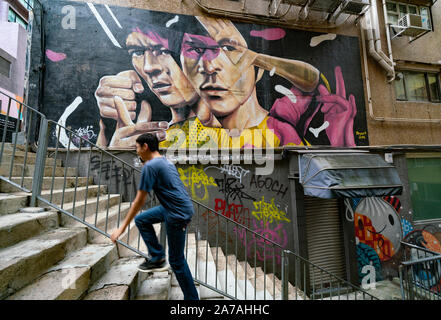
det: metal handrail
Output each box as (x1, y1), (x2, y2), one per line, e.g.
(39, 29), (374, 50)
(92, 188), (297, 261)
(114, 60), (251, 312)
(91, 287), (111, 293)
(399, 241), (441, 300)
(284, 249), (378, 300)
(0, 90), (377, 300)
(0, 91), (46, 194)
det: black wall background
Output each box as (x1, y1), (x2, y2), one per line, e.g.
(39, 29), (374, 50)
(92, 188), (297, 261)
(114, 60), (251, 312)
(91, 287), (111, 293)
(29, 0), (369, 147)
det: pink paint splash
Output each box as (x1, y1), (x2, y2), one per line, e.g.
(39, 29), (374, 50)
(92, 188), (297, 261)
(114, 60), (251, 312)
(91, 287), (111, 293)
(46, 49), (67, 62)
(250, 28), (286, 41)
(133, 28), (169, 50)
(181, 33), (220, 61)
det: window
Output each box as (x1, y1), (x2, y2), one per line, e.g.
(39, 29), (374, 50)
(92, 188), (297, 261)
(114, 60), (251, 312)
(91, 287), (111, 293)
(0, 56), (11, 78)
(8, 8), (28, 30)
(386, 1), (432, 30)
(19, 0), (34, 11)
(407, 157), (441, 221)
(394, 71), (441, 102)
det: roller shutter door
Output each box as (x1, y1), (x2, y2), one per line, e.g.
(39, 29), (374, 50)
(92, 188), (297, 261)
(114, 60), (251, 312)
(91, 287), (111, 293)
(304, 196), (347, 290)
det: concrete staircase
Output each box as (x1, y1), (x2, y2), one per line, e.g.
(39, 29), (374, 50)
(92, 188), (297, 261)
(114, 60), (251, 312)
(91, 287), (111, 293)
(0, 143), (307, 300)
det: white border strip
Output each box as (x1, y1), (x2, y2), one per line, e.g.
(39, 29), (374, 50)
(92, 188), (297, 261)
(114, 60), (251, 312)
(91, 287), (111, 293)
(87, 3), (121, 48)
(104, 4), (122, 29)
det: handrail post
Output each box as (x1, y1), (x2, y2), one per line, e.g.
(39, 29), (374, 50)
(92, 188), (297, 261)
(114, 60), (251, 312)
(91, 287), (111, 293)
(30, 117), (49, 207)
(282, 249), (289, 300)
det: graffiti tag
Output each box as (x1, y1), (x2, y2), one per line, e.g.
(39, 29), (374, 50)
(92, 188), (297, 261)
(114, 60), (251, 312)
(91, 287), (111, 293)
(215, 177), (256, 204)
(205, 164), (250, 184)
(249, 174), (288, 198)
(178, 166), (217, 202)
(252, 196), (291, 226)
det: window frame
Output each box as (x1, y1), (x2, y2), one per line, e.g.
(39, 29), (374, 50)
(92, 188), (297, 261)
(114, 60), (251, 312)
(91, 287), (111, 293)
(19, 0), (34, 11)
(406, 154), (441, 223)
(395, 70), (441, 103)
(0, 56), (11, 78)
(386, 1), (433, 30)
(7, 8), (28, 30)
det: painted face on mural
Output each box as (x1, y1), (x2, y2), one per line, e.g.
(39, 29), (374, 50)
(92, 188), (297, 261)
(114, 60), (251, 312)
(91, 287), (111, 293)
(180, 30), (256, 118)
(126, 30), (198, 109)
(354, 197), (403, 261)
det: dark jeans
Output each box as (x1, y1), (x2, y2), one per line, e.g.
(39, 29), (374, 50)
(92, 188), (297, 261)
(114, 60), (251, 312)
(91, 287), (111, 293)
(134, 205), (199, 300)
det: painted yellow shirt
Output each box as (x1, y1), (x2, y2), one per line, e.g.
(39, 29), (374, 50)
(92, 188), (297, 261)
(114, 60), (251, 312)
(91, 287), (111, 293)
(160, 117), (308, 149)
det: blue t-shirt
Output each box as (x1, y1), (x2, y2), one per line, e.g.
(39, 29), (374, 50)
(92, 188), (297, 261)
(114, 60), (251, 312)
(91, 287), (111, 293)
(138, 157), (194, 224)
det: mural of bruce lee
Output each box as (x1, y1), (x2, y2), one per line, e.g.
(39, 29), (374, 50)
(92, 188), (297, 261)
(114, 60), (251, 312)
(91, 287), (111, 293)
(94, 16), (357, 149)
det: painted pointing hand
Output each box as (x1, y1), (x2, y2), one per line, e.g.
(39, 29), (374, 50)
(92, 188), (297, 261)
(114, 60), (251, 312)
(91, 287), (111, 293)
(109, 97), (168, 148)
(316, 66), (357, 147)
(95, 70), (144, 121)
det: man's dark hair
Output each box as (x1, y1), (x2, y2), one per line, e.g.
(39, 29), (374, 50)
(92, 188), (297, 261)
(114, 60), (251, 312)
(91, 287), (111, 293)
(136, 133), (159, 152)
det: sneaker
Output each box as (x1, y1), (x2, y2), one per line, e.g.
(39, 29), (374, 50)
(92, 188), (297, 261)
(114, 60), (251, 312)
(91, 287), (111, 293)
(138, 258), (169, 273)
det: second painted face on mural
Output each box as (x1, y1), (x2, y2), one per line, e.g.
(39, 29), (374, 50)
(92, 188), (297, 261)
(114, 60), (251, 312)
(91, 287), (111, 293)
(126, 30), (198, 109)
(180, 27), (257, 118)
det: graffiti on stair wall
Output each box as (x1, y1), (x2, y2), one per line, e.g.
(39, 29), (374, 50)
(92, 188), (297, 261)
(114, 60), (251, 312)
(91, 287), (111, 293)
(205, 164), (250, 184)
(89, 154), (135, 194)
(214, 198), (252, 227)
(249, 175), (289, 199)
(214, 176), (256, 205)
(32, 1), (369, 150)
(178, 166), (217, 202)
(187, 163), (291, 268)
(346, 196), (441, 291)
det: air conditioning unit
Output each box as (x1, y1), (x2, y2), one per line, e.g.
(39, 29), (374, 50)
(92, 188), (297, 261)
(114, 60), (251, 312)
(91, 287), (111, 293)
(396, 14), (430, 37)
(309, 0), (342, 13)
(340, 0), (370, 15)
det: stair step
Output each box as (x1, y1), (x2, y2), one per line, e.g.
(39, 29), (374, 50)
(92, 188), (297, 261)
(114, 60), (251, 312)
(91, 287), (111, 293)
(83, 257), (144, 300)
(58, 194), (122, 226)
(227, 254), (258, 300)
(196, 240), (224, 299)
(7, 244), (117, 300)
(0, 227), (87, 299)
(271, 273), (308, 300)
(0, 148), (32, 159)
(0, 164), (77, 177)
(38, 185), (107, 206)
(0, 177), (92, 193)
(116, 218), (157, 258)
(0, 185), (103, 215)
(0, 209), (59, 248)
(0, 193), (30, 215)
(1, 154), (62, 166)
(136, 271), (172, 300)
(239, 261), (273, 300)
(0, 143), (28, 152)
(256, 270), (281, 300)
(211, 246), (245, 300)
(79, 202), (132, 244)
(168, 276), (201, 300)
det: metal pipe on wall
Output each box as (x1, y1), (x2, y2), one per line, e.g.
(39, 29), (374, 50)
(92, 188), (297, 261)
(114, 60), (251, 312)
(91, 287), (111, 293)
(359, 18), (441, 124)
(364, 12), (395, 81)
(192, 0), (348, 29)
(370, 0), (394, 69)
(381, 0), (394, 64)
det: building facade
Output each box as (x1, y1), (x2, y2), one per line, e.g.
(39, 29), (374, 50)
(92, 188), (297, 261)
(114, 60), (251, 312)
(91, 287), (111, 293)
(22, 0), (441, 292)
(0, 0), (33, 140)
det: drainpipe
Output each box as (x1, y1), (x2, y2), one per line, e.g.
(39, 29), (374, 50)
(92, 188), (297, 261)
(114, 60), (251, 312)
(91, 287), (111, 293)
(364, 7), (395, 82)
(370, 0), (394, 71)
(381, 0), (394, 64)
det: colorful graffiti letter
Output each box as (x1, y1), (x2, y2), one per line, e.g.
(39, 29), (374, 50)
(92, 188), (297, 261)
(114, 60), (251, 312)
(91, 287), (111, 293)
(252, 196), (291, 226)
(178, 166), (217, 201)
